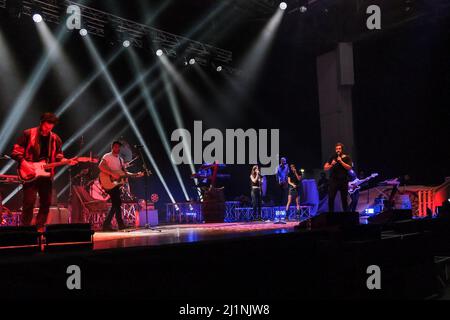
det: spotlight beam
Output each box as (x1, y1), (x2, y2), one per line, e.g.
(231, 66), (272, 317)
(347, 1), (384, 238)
(161, 70), (202, 200)
(128, 48), (191, 201)
(0, 25), (69, 154)
(55, 48), (124, 116)
(84, 35), (176, 203)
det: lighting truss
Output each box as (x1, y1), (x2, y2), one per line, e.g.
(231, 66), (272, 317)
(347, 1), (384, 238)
(13, 0), (233, 66)
(0, 0), (6, 9)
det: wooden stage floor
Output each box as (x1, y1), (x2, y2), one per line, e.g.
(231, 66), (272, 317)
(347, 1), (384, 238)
(93, 221), (299, 250)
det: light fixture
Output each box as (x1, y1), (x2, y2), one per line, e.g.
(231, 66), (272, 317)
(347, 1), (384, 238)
(33, 13), (43, 23)
(156, 49), (163, 57)
(79, 28), (88, 37)
(216, 66), (223, 72)
(279, 2), (287, 10)
(123, 40), (131, 48)
(189, 58), (196, 65)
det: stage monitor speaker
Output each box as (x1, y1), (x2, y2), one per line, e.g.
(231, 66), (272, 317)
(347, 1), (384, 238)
(0, 226), (40, 249)
(310, 212), (360, 229)
(368, 209), (413, 225)
(43, 224), (94, 248)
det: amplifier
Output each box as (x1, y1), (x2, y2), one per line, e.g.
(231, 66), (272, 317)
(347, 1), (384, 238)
(32, 207), (70, 225)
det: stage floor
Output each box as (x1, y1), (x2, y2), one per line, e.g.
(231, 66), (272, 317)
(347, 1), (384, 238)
(93, 221), (299, 250)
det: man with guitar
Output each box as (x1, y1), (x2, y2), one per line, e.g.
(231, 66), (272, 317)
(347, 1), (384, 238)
(98, 141), (143, 231)
(348, 170), (379, 212)
(11, 113), (78, 229)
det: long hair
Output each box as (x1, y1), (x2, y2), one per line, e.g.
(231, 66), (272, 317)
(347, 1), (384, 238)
(251, 165), (259, 178)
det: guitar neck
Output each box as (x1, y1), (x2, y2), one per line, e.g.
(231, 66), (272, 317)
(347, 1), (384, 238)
(43, 161), (71, 169)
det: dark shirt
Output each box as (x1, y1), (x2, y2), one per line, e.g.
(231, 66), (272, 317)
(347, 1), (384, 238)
(288, 171), (301, 188)
(328, 154), (352, 181)
(39, 135), (50, 161)
(251, 174), (262, 188)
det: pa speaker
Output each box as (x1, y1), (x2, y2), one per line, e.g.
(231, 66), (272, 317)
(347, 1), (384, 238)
(310, 212), (360, 229)
(368, 209), (413, 225)
(0, 226), (40, 249)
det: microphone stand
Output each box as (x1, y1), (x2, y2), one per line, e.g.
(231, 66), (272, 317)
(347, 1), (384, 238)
(135, 145), (160, 232)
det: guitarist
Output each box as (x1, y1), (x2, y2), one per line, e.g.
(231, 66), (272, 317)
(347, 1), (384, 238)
(11, 113), (78, 229)
(98, 140), (129, 231)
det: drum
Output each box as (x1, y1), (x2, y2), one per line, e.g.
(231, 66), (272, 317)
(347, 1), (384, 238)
(90, 179), (110, 201)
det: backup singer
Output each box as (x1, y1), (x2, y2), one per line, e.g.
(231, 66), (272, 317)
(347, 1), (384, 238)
(277, 157), (289, 206)
(98, 141), (129, 231)
(250, 165), (262, 220)
(11, 113), (77, 229)
(285, 164), (302, 217)
(324, 143), (352, 212)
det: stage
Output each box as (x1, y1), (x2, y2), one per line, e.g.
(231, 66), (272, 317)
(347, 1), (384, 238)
(93, 221), (299, 250)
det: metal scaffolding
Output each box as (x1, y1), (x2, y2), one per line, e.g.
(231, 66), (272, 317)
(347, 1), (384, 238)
(4, 0), (234, 66)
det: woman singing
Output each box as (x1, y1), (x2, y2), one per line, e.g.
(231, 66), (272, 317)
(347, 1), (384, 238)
(285, 164), (302, 220)
(250, 165), (263, 220)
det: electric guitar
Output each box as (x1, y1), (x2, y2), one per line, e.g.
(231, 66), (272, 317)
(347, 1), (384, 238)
(348, 173), (379, 195)
(99, 170), (145, 191)
(18, 157), (98, 183)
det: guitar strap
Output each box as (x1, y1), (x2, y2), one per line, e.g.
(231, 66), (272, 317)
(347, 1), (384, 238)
(119, 156), (125, 172)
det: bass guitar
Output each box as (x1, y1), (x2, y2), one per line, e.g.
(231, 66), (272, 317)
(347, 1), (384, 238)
(348, 173), (379, 195)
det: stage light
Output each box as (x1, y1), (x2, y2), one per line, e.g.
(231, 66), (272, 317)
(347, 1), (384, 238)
(189, 58), (196, 65)
(33, 14), (43, 23)
(123, 40), (131, 48)
(156, 49), (163, 57)
(279, 2), (287, 10)
(300, 6), (307, 13)
(216, 66), (223, 72)
(79, 29), (88, 37)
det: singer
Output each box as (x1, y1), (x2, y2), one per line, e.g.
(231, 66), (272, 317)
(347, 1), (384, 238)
(250, 165), (263, 220)
(324, 142), (353, 212)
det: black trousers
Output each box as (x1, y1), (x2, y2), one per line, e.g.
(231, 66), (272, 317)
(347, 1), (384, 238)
(104, 186), (124, 227)
(328, 179), (349, 212)
(349, 190), (360, 212)
(22, 178), (52, 227)
(251, 187), (262, 218)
